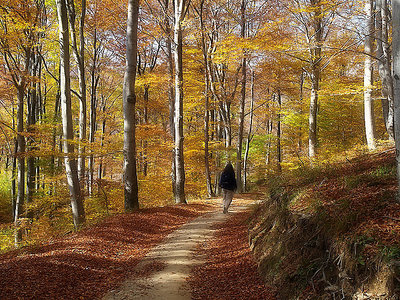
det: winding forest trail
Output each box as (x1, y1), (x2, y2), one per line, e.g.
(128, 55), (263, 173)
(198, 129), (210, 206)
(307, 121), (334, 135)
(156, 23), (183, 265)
(103, 202), (254, 300)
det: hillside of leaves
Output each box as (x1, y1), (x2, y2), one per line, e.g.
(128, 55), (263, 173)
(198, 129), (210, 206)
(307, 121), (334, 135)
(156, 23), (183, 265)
(249, 148), (400, 298)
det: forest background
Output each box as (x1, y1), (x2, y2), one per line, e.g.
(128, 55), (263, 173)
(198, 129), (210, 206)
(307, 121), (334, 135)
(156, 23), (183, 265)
(0, 0), (397, 250)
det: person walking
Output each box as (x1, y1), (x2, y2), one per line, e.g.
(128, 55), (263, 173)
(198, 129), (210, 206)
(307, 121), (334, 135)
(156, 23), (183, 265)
(218, 162), (237, 214)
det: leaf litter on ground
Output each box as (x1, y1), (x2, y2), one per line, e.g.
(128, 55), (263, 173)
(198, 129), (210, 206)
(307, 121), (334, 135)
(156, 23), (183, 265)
(0, 204), (211, 299)
(188, 209), (277, 300)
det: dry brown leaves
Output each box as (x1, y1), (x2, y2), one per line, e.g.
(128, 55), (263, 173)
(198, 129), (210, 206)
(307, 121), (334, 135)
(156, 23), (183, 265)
(0, 204), (210, 299)
(292, 149), (400, 247)
(188, 210), (276, 300)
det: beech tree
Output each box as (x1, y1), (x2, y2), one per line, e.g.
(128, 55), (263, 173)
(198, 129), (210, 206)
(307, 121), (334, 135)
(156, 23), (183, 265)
(284, 0), (341, 158)
(123, 0), (140, 210)
(236, 0), (247, 193)
(243, 70), (255, 191)
(393, 0), (400, 199)
(56, 0), (85, 228)
(307, 0), (322, 158)
(364, 0), (375, 150)
(67, 0), (87, 181)
(173, 0), (189, 204)
(196, 0), (215, 197)
(376, 0), (395, 140)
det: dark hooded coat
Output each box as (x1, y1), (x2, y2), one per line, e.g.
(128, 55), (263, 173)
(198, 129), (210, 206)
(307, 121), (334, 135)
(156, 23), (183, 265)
(219, 163), (237, 191)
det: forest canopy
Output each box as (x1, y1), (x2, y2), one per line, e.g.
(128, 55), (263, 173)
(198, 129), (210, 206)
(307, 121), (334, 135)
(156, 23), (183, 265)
(0, 0), (398, 249)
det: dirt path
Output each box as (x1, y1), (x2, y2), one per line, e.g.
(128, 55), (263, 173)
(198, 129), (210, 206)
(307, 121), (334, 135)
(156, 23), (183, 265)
(103, 203), (251, 300)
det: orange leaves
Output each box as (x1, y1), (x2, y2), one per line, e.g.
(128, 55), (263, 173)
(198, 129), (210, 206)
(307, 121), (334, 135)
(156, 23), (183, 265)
(0, 0), (44, 50)
(0, 204), (210, 299)
(286, 148), (400, 249)
(188, 210), (277, 300)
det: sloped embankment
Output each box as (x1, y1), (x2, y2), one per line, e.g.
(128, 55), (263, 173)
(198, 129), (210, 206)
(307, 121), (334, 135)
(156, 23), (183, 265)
(249, 149), (400, 299)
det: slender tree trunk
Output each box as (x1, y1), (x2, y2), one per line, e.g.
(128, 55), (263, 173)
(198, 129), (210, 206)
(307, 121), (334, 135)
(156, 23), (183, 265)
(164, 0), (176, 197)
(50, 91), (61, 195)
(173, 0), (187, 204)
(364, 0), (376, 150)
(27, 50), (40, 210)
(78, 0), (87, 179)
(143, 85), (149, 176)
(308, 66), (319, 158)
(123, 0), (140, 211)
(376, 0), (395, 140)
(382, 0), (394, 140)
(88, 32), (99, 195)
(38, 58), (44, 121)
(204, 90), (214, 197)
(221, 102), (232, 148)
(56, 0), (85, 229)
(98, 98), (106, 180)
(236, 0), (246, 193)
(308, 0), (322, 158)
(266, 119), (272, 166)
(198, 0), (214, 197)
(298, 71), (304, 152)
(392, 0), (400, 200)
(68, 0), (87, 180)
(15, 86), (25, 225)
(26, 88), (36, 206)
(243, 70), (255, 192)
(276, 90), (282, 172)
(12, 139), (17, 220)
(88, 74), (99, 196)
(214, 104), (222, 195)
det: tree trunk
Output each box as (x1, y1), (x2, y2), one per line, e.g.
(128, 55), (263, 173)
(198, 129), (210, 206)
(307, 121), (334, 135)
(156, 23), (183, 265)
(26, 86), (36, 207)
(266, 119), (272, 166)
(143, 85), (149, 176)
(50, 91), (61, 195)
(236, 0), (246, 193)
(173, 0), (187, 204)
(78, 0), (87, 179)
(88, 74), (99, 196)
(392, 0), (400, 201)
(276, 90), (282, 172)
(12, 106), (17, 219)
(14, 86), (25, 224)
(199, 0), (214, 198)
(98, 98), (106, 180)
(88, 31), (99, 195)
(299, 71), (304, 152)
(364, 0), (376, 150)
(308, 60), (319, 158)
(376, 0), (395, 140)
(67, 0), (87, 180)
(221, 102), (232, 148)
(27, 50), (40, 210)
(123, 0), (140, 211)
(56, 0), (85, 229)
(204, 91), (214, 197)
(164, 0), (176, 197)
(308, 0), (322, 158)
(243, 70), (255, 192)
